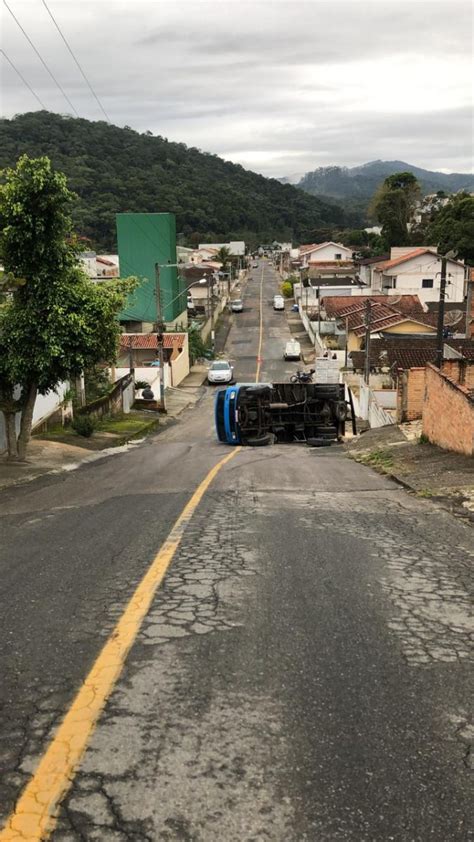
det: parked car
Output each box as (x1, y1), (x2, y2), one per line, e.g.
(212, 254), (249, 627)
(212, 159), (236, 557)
(252, 262), (258, 268)
(230, 299), (243, 312)
(207, 360), (234, 384)
(273, 295), (285, 310)
(283, 339), (301, 360)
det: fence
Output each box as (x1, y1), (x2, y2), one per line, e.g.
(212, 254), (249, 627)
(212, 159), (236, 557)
(359, 379), (395, 428)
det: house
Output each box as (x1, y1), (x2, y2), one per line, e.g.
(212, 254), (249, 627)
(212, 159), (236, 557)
(370, 247), (466, 304)
(321, 295), (437, 352)
(79, 252), (119, 279)
(356, 255), (389, 286)
(180, 264), (225, 312)
(199, 241), (245, 256)
(117, 332), (189, 387)
(299, 241), (353, 268)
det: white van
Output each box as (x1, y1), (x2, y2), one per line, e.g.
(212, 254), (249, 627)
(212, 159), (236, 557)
(273, 295), (285, 311)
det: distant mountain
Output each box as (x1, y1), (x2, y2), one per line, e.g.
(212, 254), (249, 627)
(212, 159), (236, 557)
(296, 161), (474, 202)
(0, 112), (346, 252)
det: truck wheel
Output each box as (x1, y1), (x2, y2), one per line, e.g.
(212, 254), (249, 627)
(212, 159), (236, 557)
(245, 433), (273, 447)
(306, 438), (332, 448)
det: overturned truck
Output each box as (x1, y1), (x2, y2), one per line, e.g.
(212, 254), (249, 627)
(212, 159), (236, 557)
(215, 382), (356, 447)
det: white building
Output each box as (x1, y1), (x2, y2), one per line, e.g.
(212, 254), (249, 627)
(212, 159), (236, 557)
(199, 241), (245, 256)
(371, 247), (466, 304)
(299, 241), (353, 268)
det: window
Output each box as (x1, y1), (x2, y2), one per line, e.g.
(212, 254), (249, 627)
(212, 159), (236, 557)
(422, 278), (434, 288)
(334, 253), (342, 260)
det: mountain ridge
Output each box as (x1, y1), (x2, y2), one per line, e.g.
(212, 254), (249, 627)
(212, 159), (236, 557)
(291, 160), (474, 201)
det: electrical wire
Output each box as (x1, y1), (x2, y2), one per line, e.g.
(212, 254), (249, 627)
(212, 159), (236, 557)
(0, 48), (48, 109)
(3, 0), (80, 116)
(40, 0), (111, 123)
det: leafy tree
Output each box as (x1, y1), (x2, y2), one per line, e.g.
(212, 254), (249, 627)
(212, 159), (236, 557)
(426, 193), (474, 264)
(0, 155), (135, 460)
(370, 171), (421, 248)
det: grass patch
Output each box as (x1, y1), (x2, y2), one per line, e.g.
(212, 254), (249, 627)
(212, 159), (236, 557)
(416, 488), (435, 498)
(95, 415), (154, 435)
(356, 448), (395, 472)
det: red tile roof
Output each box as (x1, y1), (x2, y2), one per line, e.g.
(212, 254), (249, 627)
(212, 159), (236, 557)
(322, 294), (424, 320)
(374, 247), (434, 270)
(321, 295), (434, 337)
(119, 333), (186, 350)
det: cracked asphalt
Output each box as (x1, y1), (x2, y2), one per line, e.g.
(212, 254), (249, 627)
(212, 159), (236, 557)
(0, 261), (473, 841)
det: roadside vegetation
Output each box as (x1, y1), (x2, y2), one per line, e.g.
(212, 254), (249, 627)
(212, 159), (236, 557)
(0, 155), (135, 461)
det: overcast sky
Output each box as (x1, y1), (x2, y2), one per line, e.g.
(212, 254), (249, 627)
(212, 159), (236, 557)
(1, 0), (473, 177)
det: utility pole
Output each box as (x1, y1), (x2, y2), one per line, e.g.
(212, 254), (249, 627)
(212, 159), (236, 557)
(364, 298), (372, 384)
(155, 264), (166, 411)
(435, 255), (448, 369)
(207, 277), (215, 352)
(344, 316), (349, 368)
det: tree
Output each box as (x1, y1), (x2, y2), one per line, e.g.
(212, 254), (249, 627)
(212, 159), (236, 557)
(426, 193), (474, 265)
(370, 171), (421, 248)
(214, 246), (232, 269)
(0, 155), (134, 461)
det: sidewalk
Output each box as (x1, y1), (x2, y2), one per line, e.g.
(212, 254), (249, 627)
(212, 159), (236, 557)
(346, 424), (474, 521)
(0, 377), (206, 492)
(286, 306), (316, 364)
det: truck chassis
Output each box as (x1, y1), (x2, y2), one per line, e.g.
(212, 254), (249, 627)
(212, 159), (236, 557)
(215, 383), (356, 446)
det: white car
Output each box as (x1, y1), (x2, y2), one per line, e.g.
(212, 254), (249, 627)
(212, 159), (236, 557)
(284, 339), (301, 360)
(207, 360), (234, 384)
(273, 295), (285, 310)
(230, 299), (243, 313)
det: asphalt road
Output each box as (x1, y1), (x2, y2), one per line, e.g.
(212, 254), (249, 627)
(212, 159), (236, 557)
(0, 260), (473, 841)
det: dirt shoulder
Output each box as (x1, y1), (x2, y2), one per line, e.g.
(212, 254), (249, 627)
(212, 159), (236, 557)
(346, 425), (474, 522)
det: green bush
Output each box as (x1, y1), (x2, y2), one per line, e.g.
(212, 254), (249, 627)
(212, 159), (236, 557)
(134, 380), (150, 390)
(71, 415), (96, 437)
(281, 281), (293, 298)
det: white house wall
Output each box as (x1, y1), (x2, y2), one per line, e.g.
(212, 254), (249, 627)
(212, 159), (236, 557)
(381, 255), (465, 304)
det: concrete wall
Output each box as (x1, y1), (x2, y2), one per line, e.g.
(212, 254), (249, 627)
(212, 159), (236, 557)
(359, 379), (395, 427)
(78, 373), (135, 421)
(0, 383), (69, 453)
(422, 364), (474, 455)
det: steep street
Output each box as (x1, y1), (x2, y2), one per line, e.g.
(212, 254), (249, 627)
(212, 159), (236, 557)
(0, 262), (473, 841)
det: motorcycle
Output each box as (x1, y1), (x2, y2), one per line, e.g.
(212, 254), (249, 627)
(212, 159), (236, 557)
(290, 368), (315, 384)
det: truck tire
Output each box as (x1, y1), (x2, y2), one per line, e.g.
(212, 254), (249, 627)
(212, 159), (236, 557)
(245, 433), (273, 447)
(306, 437), (332, 448)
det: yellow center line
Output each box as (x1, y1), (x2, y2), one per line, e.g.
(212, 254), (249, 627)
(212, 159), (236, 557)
(0, 446), (241, 842)
(255, 264), (264, 383)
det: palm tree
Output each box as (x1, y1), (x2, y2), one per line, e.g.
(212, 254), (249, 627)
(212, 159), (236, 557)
(215, 246), (232, 270)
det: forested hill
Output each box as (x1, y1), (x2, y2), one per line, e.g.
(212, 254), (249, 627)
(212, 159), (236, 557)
(0, 111), (345, 251)
(297, 161), (474, 201)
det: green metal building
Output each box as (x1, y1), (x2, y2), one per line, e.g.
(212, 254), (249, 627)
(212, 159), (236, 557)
(116, 213), (186, 324)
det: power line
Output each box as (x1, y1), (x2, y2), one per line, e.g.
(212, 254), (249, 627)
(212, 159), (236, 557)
(3, 0), (80, 116)
(0, 48), (48, 109)
(41, 0), (111, 123)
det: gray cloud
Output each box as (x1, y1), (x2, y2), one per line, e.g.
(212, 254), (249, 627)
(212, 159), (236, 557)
(2, 0), (473, 176)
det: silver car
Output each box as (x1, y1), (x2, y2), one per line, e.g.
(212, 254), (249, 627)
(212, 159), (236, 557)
(207, 360), (234, 384)
(230, 299), (243, 312)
